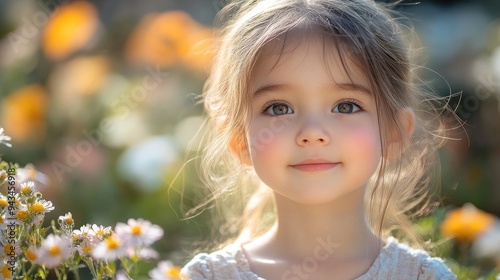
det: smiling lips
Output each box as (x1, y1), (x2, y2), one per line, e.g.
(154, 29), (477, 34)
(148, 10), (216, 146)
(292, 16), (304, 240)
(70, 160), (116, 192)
(289, 159), (338, 172)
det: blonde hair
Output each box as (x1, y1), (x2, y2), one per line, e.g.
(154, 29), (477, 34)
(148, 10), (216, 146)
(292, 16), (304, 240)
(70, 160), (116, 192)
(192, 0), (449, 249)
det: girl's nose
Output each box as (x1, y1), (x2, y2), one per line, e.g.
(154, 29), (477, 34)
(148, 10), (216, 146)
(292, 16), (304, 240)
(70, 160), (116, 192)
(296, 120), (331, 146)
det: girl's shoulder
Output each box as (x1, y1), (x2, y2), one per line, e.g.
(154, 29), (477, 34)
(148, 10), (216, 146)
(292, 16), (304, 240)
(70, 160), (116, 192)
(180, 238), (456, 280)
(180, 243), (262, 280)
(361, 236), (456, 280)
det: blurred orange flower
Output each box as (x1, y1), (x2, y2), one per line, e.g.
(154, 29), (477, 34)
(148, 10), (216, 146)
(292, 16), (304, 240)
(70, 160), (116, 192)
(441, 203), (495, 243)
(1, 84), (47, 142)
(125, 11), (213, 71)
(42, 1), (98, 60)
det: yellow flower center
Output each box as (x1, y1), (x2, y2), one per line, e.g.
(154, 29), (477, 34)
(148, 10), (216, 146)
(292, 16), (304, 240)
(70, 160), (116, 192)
(167, 267), (181, 278)
(49, 245), (61, 256)
(65, 217), (74, 225)
(21, 186), (31, 194)
(83, 246), (92, 254)
(2, 265), (12, 278)
(105, 236), (120, 250)
(131, 225), (142, 235)
(4, 244), (15, 255)
(29, 203), (45, 213)
(16, 210), (29, 221)
(0, 216), (4, 224)
(0, 199), (7, 207)
(0, 173), (6, 181)
(26, 250), (37, 261)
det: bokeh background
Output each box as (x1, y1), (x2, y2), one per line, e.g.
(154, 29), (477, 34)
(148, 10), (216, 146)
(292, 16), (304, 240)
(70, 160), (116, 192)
(0, 0), (499, 276)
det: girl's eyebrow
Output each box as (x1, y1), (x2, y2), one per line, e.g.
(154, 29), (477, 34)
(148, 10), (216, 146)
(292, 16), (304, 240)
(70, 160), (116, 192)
(252, 84), (291, 99)
(252, 82), (371, 99)
(335, 82), (372, 95)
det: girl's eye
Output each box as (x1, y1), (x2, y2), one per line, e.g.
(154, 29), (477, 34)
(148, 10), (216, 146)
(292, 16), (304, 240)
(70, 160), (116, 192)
(263, 103), (294, 115)
(332, 102), (362, 114)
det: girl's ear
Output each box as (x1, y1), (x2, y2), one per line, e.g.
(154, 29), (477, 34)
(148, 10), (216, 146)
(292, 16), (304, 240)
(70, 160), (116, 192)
(385, 108), (415, 160)
(230, 135), (253, 166)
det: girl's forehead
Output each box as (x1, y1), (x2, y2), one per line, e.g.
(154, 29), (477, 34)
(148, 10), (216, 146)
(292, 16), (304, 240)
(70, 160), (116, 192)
(249, 33), (370, 92)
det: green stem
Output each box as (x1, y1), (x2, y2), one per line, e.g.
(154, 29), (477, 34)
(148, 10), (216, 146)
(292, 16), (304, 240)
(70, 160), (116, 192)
(71, 263), (81, 280)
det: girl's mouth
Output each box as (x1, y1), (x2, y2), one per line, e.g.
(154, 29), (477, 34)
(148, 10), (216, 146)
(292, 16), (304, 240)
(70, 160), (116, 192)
(289, 159), (338, 172)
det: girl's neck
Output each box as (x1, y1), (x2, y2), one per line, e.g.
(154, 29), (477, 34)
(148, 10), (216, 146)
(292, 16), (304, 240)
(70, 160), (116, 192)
(244, 187), (382, 261)
(273, 189), (380, 259)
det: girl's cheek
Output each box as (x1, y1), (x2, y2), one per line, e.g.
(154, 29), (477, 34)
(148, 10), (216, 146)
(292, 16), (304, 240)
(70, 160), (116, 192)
(349, 125), (382, 159)
(247, 120), (289, 155)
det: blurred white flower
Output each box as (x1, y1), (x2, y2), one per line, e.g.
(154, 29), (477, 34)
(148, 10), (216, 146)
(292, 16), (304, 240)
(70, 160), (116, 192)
(16, 164), (49, 185)
(128, 247), (159, 260)
(92, 234), (127, 261)
(25, 245), (39, 262)
(149, 261), (181, 280)
(472, 219), (500, 260)
(117, 136), (178, 192)
(115, 269), (132, 280)
(0, 127), (12, 148)
(36, 234), (71, 268)
(115, 218), (163, 247)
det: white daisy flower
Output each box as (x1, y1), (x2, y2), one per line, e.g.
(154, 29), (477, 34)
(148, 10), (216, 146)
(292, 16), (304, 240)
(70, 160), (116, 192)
(149, 261), (181, 280)
(92, 234), (127, 261)
(3, 241), (20, 259)
(28, 199), (54, 215)
(0, 127), (12, 148)
(76, 236), (97, 256)
(91, 224), (112, 238)
(72, 224), (93, 244)
(20, 181), (36, 197)
(115, 218), (163, 247)
(58, 212), (74, 227)
(58, 212), (75, 237)
(73, 224), (93, 237)
(15, 205), (32, 225)
(35, 234), (71, 268)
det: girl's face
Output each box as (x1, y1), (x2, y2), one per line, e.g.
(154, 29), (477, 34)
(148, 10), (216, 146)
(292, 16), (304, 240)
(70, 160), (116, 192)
(245, 37), (382, 206)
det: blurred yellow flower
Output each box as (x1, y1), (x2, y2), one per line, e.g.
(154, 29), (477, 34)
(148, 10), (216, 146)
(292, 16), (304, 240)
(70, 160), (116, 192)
(50, 55), (110, 97)
(42, 1), (98, 60)
(441, 203), (495, 243)
(1, 84), (47, 142)
(125, 11), (213, 71)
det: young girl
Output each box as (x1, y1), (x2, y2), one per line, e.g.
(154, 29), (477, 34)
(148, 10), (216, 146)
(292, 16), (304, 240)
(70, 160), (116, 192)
(181, 0), (456, 279)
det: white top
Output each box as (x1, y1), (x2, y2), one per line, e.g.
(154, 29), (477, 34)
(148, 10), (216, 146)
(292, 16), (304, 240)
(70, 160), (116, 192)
(180, 237), (456, 280)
